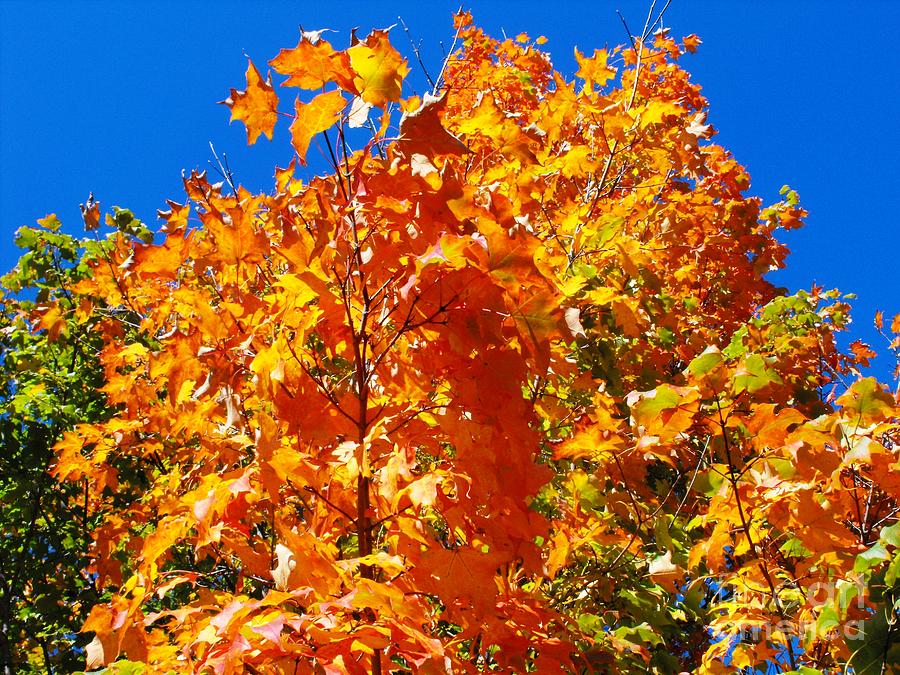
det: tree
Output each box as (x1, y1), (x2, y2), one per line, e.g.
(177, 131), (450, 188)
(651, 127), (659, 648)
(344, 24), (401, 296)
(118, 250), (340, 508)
(38, 10), (900, 674)
(0, 216), (114, 673)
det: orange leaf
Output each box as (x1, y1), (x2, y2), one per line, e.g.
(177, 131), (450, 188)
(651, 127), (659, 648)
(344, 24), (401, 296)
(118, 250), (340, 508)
(222, 59), (279, 144)
(454, 94), (536, 162)
(290, 90), (346, 163)
(36, 303), (66, 342)
(270, 33), (356, 92)
(574, 48), (616, 89)
(398, 93), (470, 157)
(683, 34), (703, 53)
(415, 545), (504, 615)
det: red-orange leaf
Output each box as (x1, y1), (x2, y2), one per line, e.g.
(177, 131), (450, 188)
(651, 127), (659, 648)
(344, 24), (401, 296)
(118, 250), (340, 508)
(398, 93), (470, 157)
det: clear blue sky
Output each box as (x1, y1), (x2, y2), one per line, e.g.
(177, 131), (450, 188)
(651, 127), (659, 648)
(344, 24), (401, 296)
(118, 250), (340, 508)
(2, 1), (898, 381)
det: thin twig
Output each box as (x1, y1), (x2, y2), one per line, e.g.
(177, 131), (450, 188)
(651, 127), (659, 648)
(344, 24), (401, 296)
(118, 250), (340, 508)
(399, 17), (436, 89)
(432, 5), (465, 95)
(297, 482), (357, 525)
(208, 141), (238, 194)
(616, 10), (638, 51)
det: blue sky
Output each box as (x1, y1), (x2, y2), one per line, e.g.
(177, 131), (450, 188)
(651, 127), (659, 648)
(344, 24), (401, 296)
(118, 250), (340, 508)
(2, 1), (898, 381)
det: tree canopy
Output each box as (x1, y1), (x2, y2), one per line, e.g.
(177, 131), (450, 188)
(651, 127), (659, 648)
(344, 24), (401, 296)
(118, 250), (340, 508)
(3, 10), (900, 675)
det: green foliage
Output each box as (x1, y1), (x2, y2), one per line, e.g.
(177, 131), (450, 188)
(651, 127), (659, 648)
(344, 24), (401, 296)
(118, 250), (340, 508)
(0, 218), (109, 673)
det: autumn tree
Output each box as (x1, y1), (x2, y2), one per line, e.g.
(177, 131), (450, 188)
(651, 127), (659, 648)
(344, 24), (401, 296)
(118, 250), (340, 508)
(35, 9), (900, 674)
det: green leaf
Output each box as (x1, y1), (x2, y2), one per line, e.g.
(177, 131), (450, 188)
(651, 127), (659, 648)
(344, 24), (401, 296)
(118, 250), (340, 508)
(655, 326), (675, 347)
(577, 612), (603, 635)
(679, 578), (707, 616)
(733, 353), (782, 394)
(653, 515), (673, 553)
(836, 377), (895, 424)
(629, 384), (680, 427)
(854, 542), (890, 573)
(814, 604), (840, 637)
(13, 226), (40, 249)
(687, 347), (723, 377)
(779, 536), (812, 559)
(692, 468), (724, 497)
(880, 521), (900, 548)
(613, 622), (663, 648)
(848, 608), (892, 674)
(767, 457), (797, 479)
(885, 554), (900, 586)
(723, 326), (748, 359)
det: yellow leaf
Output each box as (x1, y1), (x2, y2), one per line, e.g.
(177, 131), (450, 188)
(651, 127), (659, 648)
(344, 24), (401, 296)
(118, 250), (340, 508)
(835, 377), (895, 425)
(347, 29), (409, 106)
(274, 273), (317, 308)
(546, 528), (571, 577)
(455, 93), (535, 162)
(637, 100), (684, 129)
(251, 343), (286, 395)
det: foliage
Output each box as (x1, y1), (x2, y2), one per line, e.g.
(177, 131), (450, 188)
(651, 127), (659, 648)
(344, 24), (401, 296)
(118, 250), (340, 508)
(0, 216), (113, 673)
(21, 10), (900, 675)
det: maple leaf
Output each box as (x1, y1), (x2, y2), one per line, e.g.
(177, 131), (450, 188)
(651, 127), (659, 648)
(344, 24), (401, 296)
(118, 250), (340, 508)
(398, 93), (470, 157)
(270, 33), (356, 92)
(647, 550), (680, 591)
(683, 34), (703, 53)
(347, 96), (374, 128)
(454, 93), (536, 162)
(574, 47), (616, 89)
(289, 90), (346, 163)
(271, 543), (297, 591)
(36, 303), (66, 342)
(637, 100), (684, 129)
(222, 59), (279, 144)
(415, 545), (506, 616)
(835, 377), (895, 424)
(685, 112), (713, 138)
(347, 29), (409, 106)
(79, 192), (101, 231)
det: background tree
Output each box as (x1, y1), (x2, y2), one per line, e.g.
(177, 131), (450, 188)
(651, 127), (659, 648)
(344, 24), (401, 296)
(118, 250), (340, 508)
(0, 217), (109, 673)
(0, 205), (156, 673)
